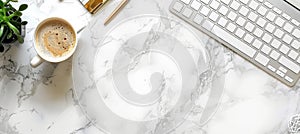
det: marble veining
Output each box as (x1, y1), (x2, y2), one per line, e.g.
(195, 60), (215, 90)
(0, 0), (299, 134)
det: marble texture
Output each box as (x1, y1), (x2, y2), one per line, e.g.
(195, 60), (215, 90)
(73, 14), (227, 133)
(0, 0), (299, 134)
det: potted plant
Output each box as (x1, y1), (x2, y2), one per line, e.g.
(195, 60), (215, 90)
(0, 0), (28, 52)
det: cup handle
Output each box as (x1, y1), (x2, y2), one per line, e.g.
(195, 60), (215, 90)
(30, 55), (44, 68)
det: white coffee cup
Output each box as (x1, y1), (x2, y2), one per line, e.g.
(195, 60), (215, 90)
(30, 17), (78, 68)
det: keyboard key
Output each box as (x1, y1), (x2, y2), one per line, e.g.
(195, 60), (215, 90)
(265, 23), (275, 33)
(235, 28), (246, 38)
(181, 0), (191, 4)
(255, 53), (270, 66)
(245, 22), (255, 32)
(236, 17), (246, 26)
(274, 29), (284, 39)
(228, 11), (237, 21)
(275, 17), (285, 27)
(264, 2), (273, 8)
(218, 6), (229, 15)
(249, 1), (259, 10)
(239, 6), (249, 16)
(279, 66), (288, 73)
(291, 40), (300, 50)
(261, 45), (271, 54)
(210, 0), (220, 10)
(173, 2), (184, 12)
(226, 22), (237, 32)
(240, 0), (249, 5)
(273, 7), (282, 14)
(201, 0), (211, 4)
(257, 18), (267, 27)
(283, 34), (293, 44)
(262, 33), (272, 43)
(285, 76), (294, 83)
(211, 25), (256, 57)
(270, 50), (280, 60)
(252, 39), (263, 49)
(182, 8), (193, 18)
(220, 0), (231, 5)
(288, 50), (298, 60)
(283, 23), (294, 33)
(266, 12), (276, 21)
(277, 71), (287, 78)
(282, 13), (291, 20)
(218, 17), (228, 27)
(279, 56), (300, 73)
(276, 70), (285, 77)
(258, 6), (268, 16)
(279, 44), (290, 54)
(230, 0), (240, 10)
(248, 12), (258, 22)
(268, 65), (276, 72)
(200, 6), (211, 16)
(271, 39), (281, 49)
(193, 14), (204, 24)
(244, 34), (254, 43)
(202, 20), (214, 30)
(191, 0), (202, 10)
(292, 29), (300, 38)
(209, 12), (219, 22)
(253, 27), (263, 37)
(291, 19), (300, 26)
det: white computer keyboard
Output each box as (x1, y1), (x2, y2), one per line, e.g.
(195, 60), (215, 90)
(170, 0), (300, 87)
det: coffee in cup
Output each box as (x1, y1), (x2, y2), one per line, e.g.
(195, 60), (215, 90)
(31, 17), (77, 68)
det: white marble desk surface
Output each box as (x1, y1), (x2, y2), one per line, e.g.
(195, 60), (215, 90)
(0, 0), (299, 134)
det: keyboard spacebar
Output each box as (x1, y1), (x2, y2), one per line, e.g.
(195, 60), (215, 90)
(211, 26), (256, 58)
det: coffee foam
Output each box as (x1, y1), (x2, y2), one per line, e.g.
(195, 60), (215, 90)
(35, 19), (76, 58)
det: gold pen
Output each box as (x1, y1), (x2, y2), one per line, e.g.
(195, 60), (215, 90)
(104, 0), (129, 25)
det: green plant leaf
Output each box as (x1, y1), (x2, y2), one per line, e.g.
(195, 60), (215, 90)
(14, 11), (22, 16)
(8, 12), (21, 19)
(2, 16), (9, 22)
(7, 30), (12, 39)
(3, 7), (11, 16)
(0, 1), (3, 7)
(6, 22), (24, 43)
(0, 25), (8, 43)
(0, 16), (4, 21)
(21, 21), (27, 25)
(16, 32), (23, 43)
(0, 25), (4, 38)
(6, 21), (20, 35)
(18, 4), (27, 11)
(2, 7), (6, 16)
